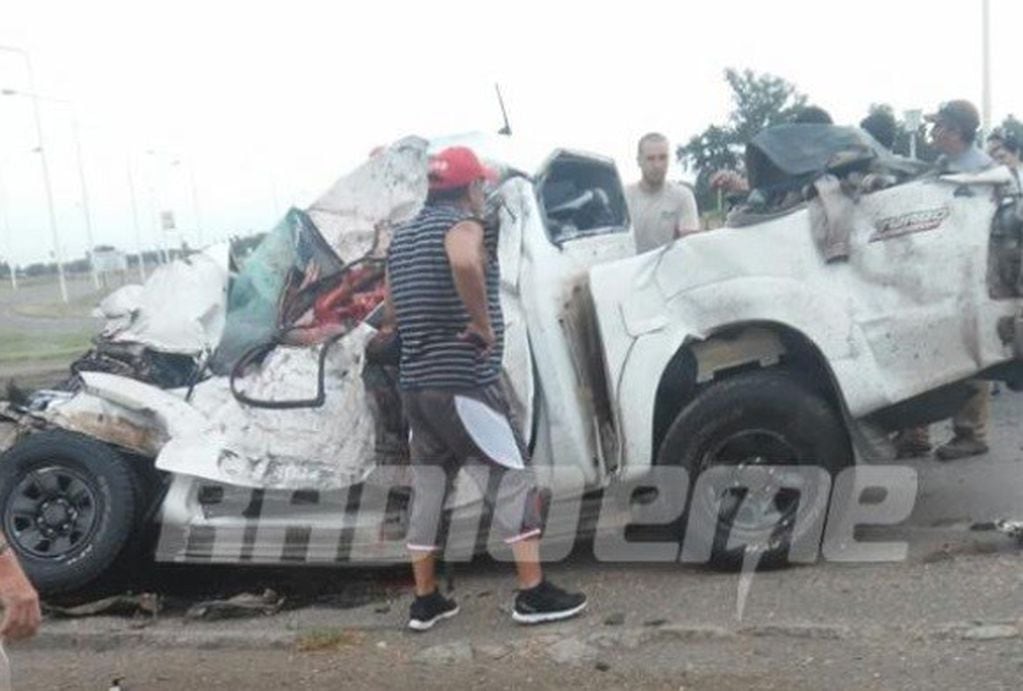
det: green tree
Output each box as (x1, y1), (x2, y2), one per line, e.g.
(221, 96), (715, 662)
(862, 103), (938, 162)
(677, 68), (808, 213)
(994, 114), (1023, 143)
(723, 69), (808, 143)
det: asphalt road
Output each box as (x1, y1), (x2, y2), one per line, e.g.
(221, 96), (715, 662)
(9, 543), (1023, 690)
(902, 386), (1023, 531)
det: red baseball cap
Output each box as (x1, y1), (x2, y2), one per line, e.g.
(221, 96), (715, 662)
(428, 146), (498, 191)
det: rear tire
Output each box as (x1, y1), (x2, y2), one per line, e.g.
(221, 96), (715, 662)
(0, 431), (139, 595)
(657, 369), (852, 570)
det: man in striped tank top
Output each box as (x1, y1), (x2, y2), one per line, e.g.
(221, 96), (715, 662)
(385, 146), (587, 631)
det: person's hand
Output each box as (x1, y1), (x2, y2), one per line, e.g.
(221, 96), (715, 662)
(0, 567), (41, 641)
(459, 321), (495, 359)
(709, 169), (749, 193)
(366, 327), (401, 365)
(677, 226), (707, 238)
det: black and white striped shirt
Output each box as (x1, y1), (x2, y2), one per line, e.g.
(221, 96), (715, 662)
(388, 203), (504, 391)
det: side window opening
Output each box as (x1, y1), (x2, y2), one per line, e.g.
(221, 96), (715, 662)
(538, 153), (629, 246)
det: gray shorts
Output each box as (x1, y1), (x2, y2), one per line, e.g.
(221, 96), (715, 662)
(401, 382), (543, 551)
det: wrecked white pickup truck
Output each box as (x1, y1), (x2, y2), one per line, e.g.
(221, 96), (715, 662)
(3, 128), (1023, 595)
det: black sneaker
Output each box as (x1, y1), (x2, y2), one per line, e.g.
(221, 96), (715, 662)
(512, 580), (587, 625)
(408, 590), (459, 632)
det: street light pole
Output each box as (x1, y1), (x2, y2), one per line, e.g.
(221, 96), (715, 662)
(69, 110), (98, 288)
(144, 150), (174, 262)
(187, 164), (203, 247)
(163, 157), (201, 249)
(2, 89), (99, 288)
(158, 152), (204, 249)
(0, 163), (17, 290)
(125, 156), (147, 282)
(904, 109), (923, 161)
(0, 44), (67, 303)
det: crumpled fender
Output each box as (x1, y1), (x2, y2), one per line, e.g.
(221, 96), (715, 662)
(607, 270), (887, 473)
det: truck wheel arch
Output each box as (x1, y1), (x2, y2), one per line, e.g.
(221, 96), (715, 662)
(652, 323), (850, 463)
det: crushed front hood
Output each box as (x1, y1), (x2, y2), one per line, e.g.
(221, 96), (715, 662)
(60, 324), (377, 490)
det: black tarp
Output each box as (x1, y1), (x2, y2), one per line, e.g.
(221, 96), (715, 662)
(745, 124), (895, 193)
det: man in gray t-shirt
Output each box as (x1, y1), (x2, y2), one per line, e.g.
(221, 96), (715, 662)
(626, 132), (699, 253)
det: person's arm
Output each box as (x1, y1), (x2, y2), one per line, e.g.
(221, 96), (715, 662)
(676, 184), (701, 237)
(0, 534), (40, 641)
(380, 269), (396, 334)
(709, 169), (749, 194)
(444, 220), (494, 353)
(365, 269), (401, 364)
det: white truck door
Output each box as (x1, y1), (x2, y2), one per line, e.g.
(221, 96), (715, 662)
(496, 179), (537, 446)
(518, 150), (636, 484)
(841, 176), (1004, 401)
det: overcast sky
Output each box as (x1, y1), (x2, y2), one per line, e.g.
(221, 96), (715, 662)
(0, 0), (1019, 265)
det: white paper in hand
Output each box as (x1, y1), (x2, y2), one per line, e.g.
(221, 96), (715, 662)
(454, 395), (524, 469)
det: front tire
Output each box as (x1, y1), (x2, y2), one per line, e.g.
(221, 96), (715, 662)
(658, 369), (852, 570)
(0, 431), (139, 595)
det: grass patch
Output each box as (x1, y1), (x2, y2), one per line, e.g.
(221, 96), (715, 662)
(0, 275), (71, 291)
(0, 330), (92, 364)
(0, 273), (101, 296)
(296, 628), (365, 653)
(12, 289), (112, 320)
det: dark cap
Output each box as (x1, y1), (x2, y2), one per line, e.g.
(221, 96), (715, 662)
(925, 100), (980, 139)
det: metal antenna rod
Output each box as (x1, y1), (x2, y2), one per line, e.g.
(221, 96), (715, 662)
(495, 83), (512, 136)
